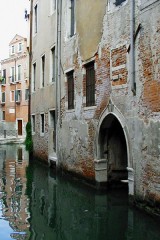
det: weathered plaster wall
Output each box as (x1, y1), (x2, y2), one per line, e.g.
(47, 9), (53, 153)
(76, 0), (107, 61)
(58, 0), (160, 212)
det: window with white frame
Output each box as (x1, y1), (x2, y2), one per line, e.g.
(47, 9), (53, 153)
(15, 90), (21, 103)
(18, 42), (22, 52)
(10, 90), (15, 102)
(25, 89), (29, 101)
(18, 65), (21, 81)
(32, 62), (36, 92)
(11, 45), (15, 54)
(40, 113), (45, 134)
(10, 67), (15, 83)
(32, 115), (35, 133)
(51, 47), (56, 82)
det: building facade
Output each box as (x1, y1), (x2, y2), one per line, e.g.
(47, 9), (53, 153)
(0, 35), (29, 139)
(30, 0), (160, 211)
(30, 0), (57, 162)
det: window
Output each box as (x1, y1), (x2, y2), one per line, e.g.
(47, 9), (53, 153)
(33, 62), (36, 91)
(18, 43), (22, 52)
(51, 47), (55, 82)
(66, 0), (75, 39)
(18, 65), (21, 81)
(10, 67), (15, 83)
(25, 89), (29, 101)
(2, 69), (6, 84)
(1, 92), (5, 103)
(11, 45), (15, 54)
(86, 62), (95, 107)
(67, 71), (74, 109)
(70, 0), (75, 37)
(41, 55), (45, 87)
(40, 113), (45, 134)
(32, 115), (35, 133)
(51, 0), (56, 14)
(15, 90), (21, 103)
(10, 91), (15, 102)
(34, 4), (38, 34)
(2, 111), (5, 121)
(49, 110), (55, 129)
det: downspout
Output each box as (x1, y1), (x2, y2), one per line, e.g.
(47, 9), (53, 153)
(55, 0), (62, 157)
(28, 0), (33, 122)
(130, 0), (136, 95)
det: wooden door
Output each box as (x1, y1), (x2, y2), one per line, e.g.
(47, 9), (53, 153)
(18, 120), (22, 136)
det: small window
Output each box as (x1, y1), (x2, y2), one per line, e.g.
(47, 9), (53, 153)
(86, 62), (95, 107)
(10, 67), (15, 83)
(2, 69), (6, 84)
(2, 92), (5, 103)
(32, 115), (35, 133)
(18, 65), (21, 81)
(40, 113), (45, 134)
(49, 110), (55, 129)
(51, 47), (56, 82)
(2, 111), (5, 121)
(41, 55), (45, 87)
(10, 90), (15, 102)
(11, 45), (15, 54)
(25, 89), (29, 101)
(33, 62), (36, 92)
(15, 90), (21, 103)
(18, 43), (22, 52)
(34, 4), (38, 34)
(67, 71), (74, 109)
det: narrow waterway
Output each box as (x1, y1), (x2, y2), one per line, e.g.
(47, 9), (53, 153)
(0, 144), (160, 240)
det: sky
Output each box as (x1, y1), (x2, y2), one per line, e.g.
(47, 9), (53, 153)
(0, 0), (30, 61)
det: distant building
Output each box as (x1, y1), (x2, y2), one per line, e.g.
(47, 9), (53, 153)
(0, 34), (29, 139)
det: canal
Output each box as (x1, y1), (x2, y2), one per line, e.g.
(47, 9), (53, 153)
(0, 144), (160, 240)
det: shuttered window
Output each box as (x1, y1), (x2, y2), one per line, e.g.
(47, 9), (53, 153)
(67, 71), (74, 110)
(86, 62), (95, 107)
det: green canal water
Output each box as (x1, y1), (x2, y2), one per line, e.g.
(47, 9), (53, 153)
(0, 144), (160, 240)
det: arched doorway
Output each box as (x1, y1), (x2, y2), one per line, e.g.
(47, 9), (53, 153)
(98, 113), (128, 183)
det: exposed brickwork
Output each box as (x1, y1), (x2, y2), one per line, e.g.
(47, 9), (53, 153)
(94, 48), (110, 119)
(111, 45), (128, 86)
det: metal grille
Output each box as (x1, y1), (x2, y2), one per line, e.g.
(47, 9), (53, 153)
(86, 62), (95, 106)
(67, 71), (74, 109)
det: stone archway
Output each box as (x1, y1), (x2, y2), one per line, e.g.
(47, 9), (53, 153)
(94, 104), (134, 195)
(99, 113), (128, 182)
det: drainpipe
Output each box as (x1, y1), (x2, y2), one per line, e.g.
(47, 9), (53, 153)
(28, 0), (33, 122)
(130, 0), (136, 95)
(55, 0), (62, 156)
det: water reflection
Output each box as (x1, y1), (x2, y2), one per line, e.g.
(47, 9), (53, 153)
(0, 144), (29, 239)
(0, 144), (160, 240)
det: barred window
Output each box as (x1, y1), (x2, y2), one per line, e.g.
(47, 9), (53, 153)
(67, 71), (74, 109)
(86, 62), (95, 107)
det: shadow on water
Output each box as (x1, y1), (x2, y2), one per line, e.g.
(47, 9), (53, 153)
(0, 145), (160, 239)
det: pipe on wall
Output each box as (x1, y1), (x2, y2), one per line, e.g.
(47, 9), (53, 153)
(130, 0), (136, 95)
